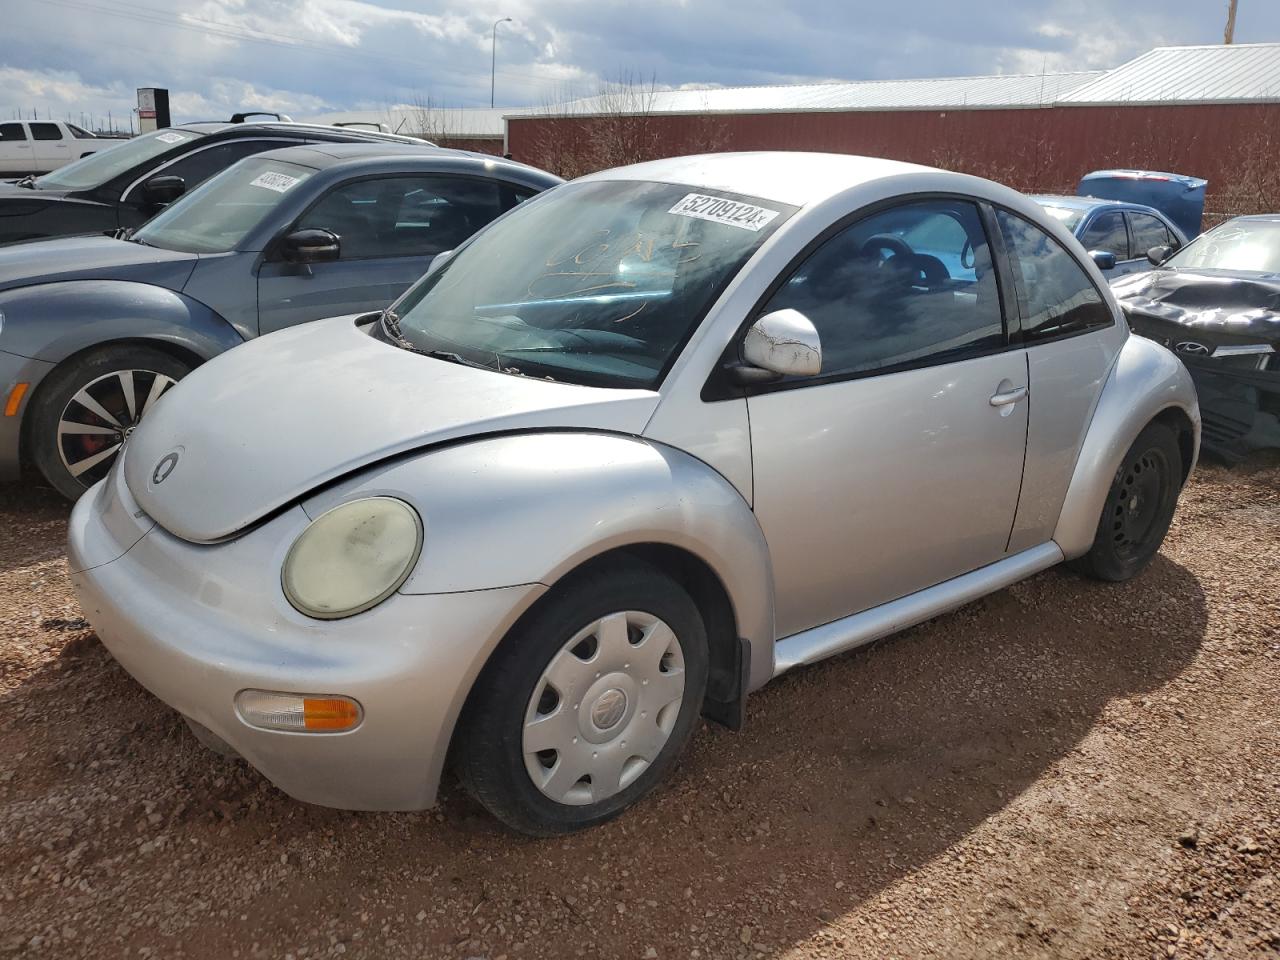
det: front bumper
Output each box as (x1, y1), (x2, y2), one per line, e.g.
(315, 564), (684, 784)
(0, 348), (54, 482)
(68, 466), (544, 810)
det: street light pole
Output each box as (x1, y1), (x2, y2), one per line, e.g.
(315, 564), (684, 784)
(491, 17), (513, 108)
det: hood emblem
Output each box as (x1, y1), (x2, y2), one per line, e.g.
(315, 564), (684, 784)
(1174, 341), (1211, 356)
(152, 451), (180, 485)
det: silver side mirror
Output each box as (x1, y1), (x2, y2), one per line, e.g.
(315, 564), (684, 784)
(742, 308), (822, 378)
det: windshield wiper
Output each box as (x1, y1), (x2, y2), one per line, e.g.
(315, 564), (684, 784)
(13, 175), (37, 189)
(425, 349), (495, 371)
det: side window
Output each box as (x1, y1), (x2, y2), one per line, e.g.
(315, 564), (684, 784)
(154, 140), (284, 194)
(67, 124), (95, 140)
(762, 199), (1005, 379)
(30, 123), (63, 141)
(297, 176), (505, 259)
(0, 123), (27, 142)
(996, 210), (1113, 343)
(1079, 211), (1128, 258)
(1130, 213), (1174, 256)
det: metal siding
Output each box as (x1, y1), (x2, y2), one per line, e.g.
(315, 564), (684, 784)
(1061, 43), (1280, 105)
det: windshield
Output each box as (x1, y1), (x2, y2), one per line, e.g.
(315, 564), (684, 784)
(1035, 203), (1085, 231)
(389, 180), (796, 389)
(1167, 219), (1280, 274)
(133, 157), (315, 254)
(35, 128), (205, 191)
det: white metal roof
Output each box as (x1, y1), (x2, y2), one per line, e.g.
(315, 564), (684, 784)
(1059, 43), (1280, 105)
(520, 71), (1104, 119)
(303, 107), (517, 138)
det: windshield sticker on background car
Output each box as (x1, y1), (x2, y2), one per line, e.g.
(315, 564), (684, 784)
(155, 132), (188, 144)
(668, 193), (781, 232)
(249, 171), (302, 193)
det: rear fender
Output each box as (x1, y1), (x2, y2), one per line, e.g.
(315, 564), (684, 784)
(1053, 334), (1201, 559)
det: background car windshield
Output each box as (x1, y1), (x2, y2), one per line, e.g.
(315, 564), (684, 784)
(392, 180), (795, 388)
(35, 128), (206, 190)
(1037, 204), (1085, 231)
(1167, 219), (1280, 273)
(133, 157), (314, 254)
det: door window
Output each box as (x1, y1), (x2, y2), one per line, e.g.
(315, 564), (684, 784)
(30, 123), (63, 141)
(760, 199), (1006, 379)
(0, 124), (27, 142)
(297, 176), (509, 259)
(996, 210), (1113, 343)
(1129, 212), (1176, 254)
(1079, 211), (1128, 258)
(67, 124), (95, 139)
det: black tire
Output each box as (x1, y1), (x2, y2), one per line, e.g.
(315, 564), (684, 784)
(454, 557), (709, 836)
(28, 344), (190, 501)
(1070, 420), (1183, 582)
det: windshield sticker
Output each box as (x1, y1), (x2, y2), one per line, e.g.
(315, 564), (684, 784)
(249, 171), (302, 193)
(155, 132), (188, 144)
(668, 193), (780, 232)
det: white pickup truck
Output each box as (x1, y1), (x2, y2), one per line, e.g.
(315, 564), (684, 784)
(0, 121), (106, 174)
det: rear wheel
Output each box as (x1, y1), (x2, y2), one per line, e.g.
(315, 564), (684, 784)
(1071, 421), (1183, 582)
(28, 345), (189, 500)
(454, 558), (709, 836)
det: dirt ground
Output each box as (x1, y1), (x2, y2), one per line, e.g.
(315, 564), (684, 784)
(1, 458), (1277, 960)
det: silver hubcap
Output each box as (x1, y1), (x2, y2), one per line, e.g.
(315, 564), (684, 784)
(57, 369), (176, 486)
(523, 610), (685, 806)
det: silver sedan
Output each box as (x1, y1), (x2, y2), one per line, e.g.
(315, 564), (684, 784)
(69, 152), (1200, 835)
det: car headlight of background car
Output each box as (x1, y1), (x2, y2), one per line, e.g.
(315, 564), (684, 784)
(282, 497), (423, 619)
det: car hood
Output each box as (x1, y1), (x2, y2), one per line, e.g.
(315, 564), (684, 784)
(123, 315), (662, 543)
(0, 234), (198, 294)
(1111, 268), (1280, 339)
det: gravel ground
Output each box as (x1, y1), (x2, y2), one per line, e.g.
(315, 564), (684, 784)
(1, 457), (1277, 960)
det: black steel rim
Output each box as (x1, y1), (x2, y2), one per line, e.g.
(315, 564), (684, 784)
(1111, 446), (1169, 558)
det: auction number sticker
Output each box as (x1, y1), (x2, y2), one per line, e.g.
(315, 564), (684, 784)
(155, 132), (188, 144)
(668, 192), (780, 232)
(249, 171), (302, 193)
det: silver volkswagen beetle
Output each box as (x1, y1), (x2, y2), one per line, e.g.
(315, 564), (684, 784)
(68, 153), (1200, 835)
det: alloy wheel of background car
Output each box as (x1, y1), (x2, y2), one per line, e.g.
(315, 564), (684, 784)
(522, 610), (686, 806)
(1071, 420), (1182, 582)
(27, 344), (191, 501)
(454, 557), (709, 836)
(56, 369), (177, 486)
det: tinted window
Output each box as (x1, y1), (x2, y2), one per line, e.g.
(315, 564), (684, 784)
(1130, 213), (1173, 255)
(67, 124), (95, 139)
(997, 210), (1113, 343)
(298, 176), (509, 259)
(1080, 211), (1128, 258)
(145, 139), (284, 200)
(30, 123), (63, 141)
(761, 199), (1005, 378)
(0, 123), (26, 142)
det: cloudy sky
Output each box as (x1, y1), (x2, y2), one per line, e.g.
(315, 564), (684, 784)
(4, 0), (1279, 130)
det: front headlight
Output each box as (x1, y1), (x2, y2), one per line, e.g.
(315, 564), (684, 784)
(282, 497), (423, 619)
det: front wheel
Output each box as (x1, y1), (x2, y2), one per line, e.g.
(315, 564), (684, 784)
(454, 558), (709, 836)
(27, 345), (190, 501)
(1071, 420), (1183, 582)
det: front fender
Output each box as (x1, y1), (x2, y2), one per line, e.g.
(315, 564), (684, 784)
(1053, 334), (1201, 559)
(0, 280), (244, 364)
(303, 431), (777, 689)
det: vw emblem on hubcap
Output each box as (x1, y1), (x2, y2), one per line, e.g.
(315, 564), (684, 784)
(152, 451), (180, 485)
(590, 689), (628, 731)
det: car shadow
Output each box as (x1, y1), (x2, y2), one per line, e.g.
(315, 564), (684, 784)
(0, 545), (1209, 958)
(0, 480), (71, 575)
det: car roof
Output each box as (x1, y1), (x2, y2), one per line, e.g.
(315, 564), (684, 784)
(1230, 214), (1280, 223)
(250, 142), (563, 185)
(174, 120), (425, 145)
(1032, 194), (1172, 219)
(579, 152), (936, 207)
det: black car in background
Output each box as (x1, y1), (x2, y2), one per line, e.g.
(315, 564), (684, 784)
(0, 117), (426, 245)
(1113, 214), (1280, 459)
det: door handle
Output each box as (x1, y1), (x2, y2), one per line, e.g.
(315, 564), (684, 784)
(990, 385), (1028, 406)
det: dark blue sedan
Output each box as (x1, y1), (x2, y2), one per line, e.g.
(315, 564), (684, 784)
(1032, 195), (1188, 278)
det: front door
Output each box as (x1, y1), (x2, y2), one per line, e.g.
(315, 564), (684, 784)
(257, 174), (528, 335)
(744, 198), (1029, 638)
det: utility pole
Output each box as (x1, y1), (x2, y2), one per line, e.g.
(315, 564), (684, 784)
(490, 17), (512, 108)
(1224, 0), (1238, 43)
